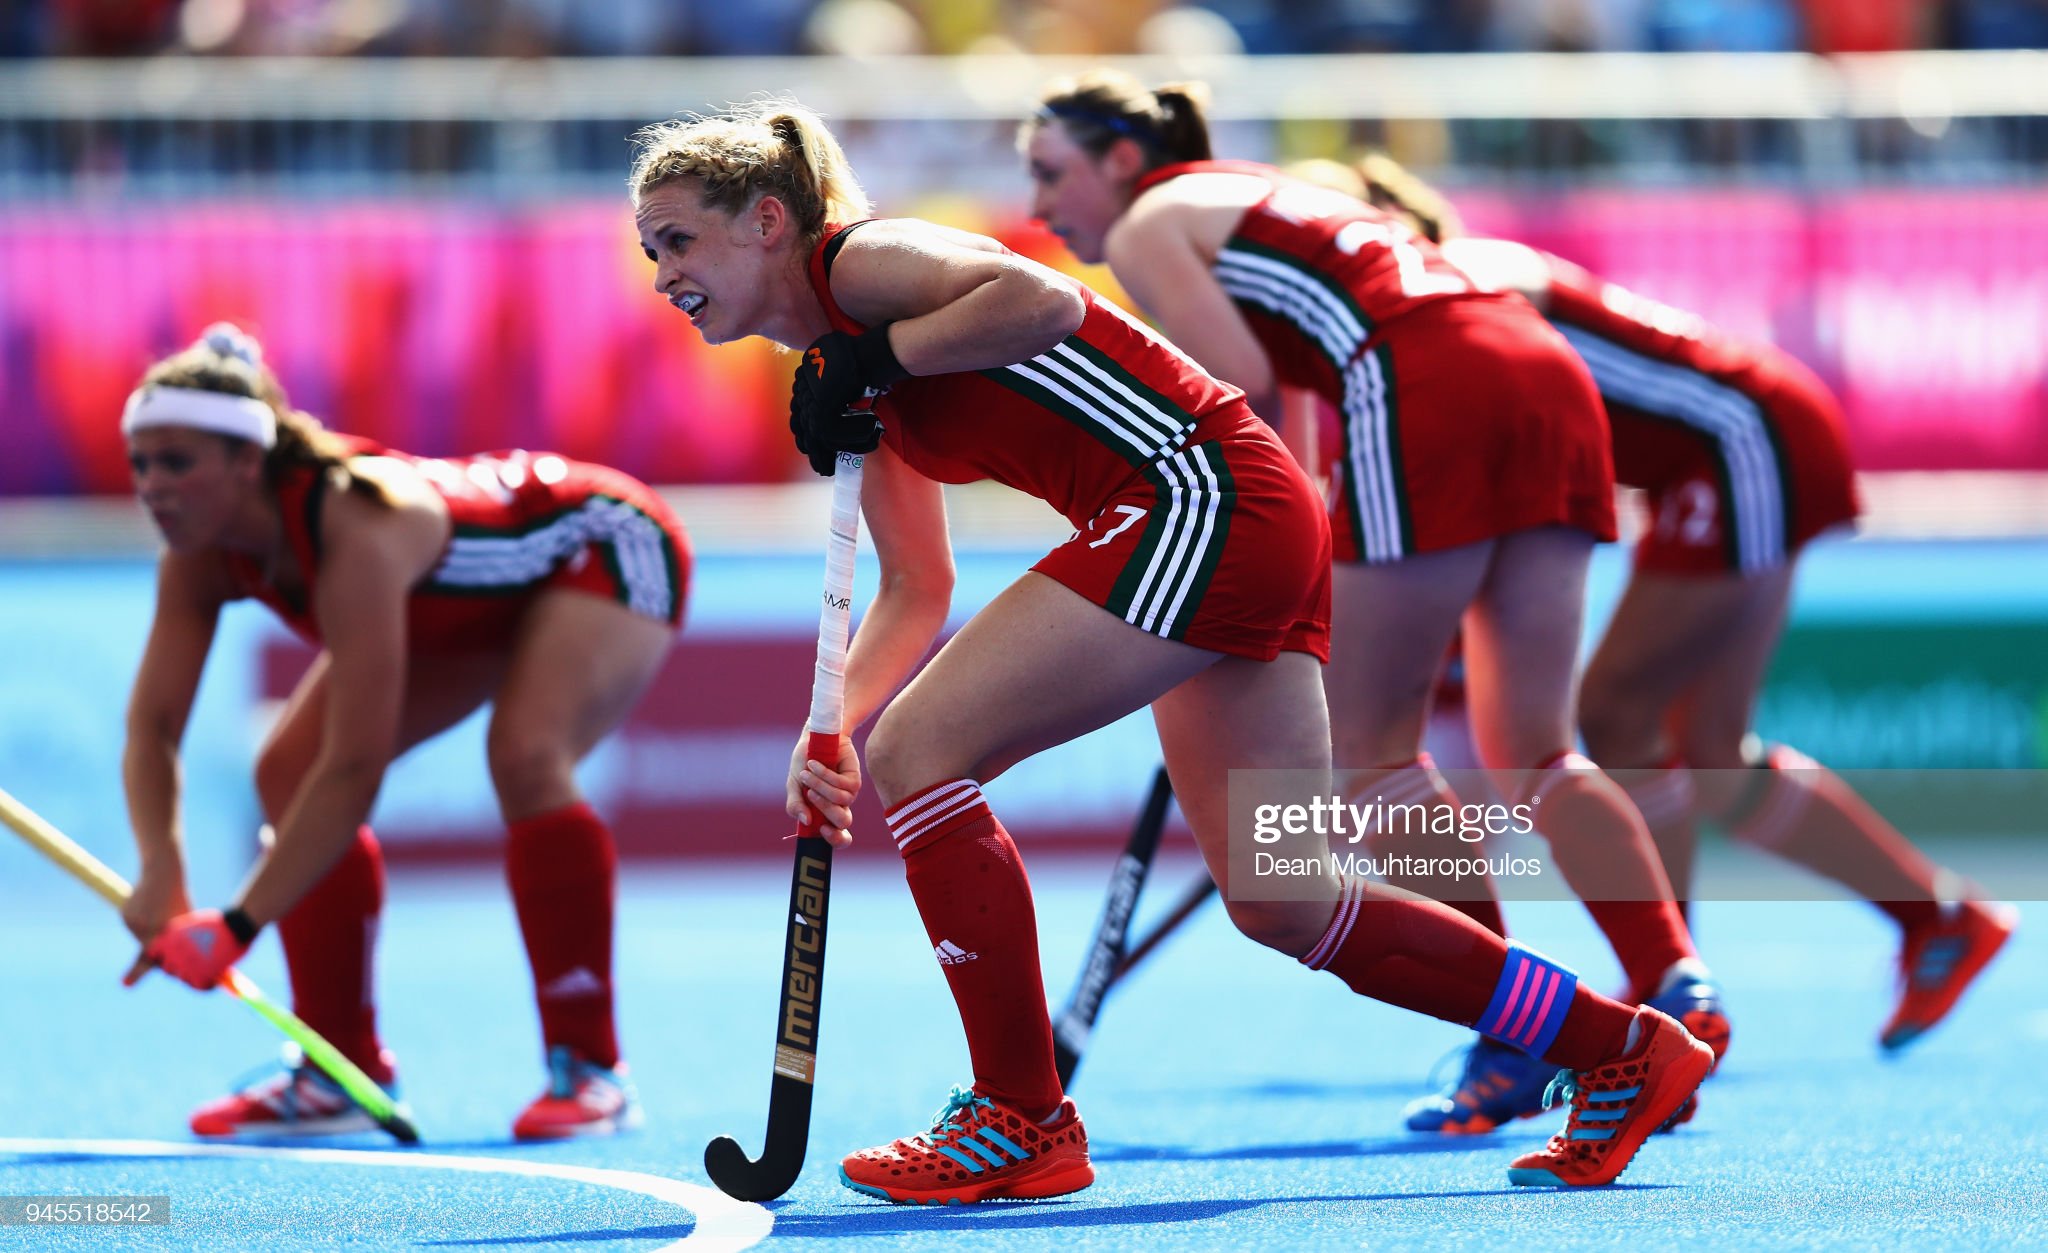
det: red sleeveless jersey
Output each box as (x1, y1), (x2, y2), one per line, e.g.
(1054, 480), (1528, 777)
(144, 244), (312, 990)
(807, 221), (1263, 528)
(1132, 160), (1518, 399)
(1539, 252), (1772, 390)
(1538, 251), (1857, 573)
(226, 436), (688, 652)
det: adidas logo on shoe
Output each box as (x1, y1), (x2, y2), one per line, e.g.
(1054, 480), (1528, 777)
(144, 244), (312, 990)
(934, 940), (978, 966)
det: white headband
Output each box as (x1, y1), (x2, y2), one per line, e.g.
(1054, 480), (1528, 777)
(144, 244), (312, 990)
(121, 385), (278, 449)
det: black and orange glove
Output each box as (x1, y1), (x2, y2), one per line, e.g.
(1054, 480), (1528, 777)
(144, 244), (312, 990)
(789, 327), (906, 476)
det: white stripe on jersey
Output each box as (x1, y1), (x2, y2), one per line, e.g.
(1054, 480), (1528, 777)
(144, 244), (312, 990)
(1040, 343), (1189, 448)
(1215, 250), (1403, 563)
(1125, 444), (1225, 639)
(1012, 340), (1199, 458)
(1216, 249), (1367, 370)
(1217, 263), (1358, 369)
(1557, 326), (1786, 572)
(432, 496), (674, 618)
(1152, 444), (1225, 635)
(1340, 348), (1403, 563)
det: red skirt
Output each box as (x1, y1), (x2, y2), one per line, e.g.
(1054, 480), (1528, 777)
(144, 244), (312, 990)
(1035, 417), (1332, 662)
(1609, 352), (1860, 576)
(1329, 299), (1617, 564)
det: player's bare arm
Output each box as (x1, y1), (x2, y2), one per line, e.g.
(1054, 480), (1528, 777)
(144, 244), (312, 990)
(828, 220), (1085, 374)
(1104, 197), (1278, 418)
(233, 485), (444, 927)
(790, 442), (952, 839)
(121, 549), (232, 941)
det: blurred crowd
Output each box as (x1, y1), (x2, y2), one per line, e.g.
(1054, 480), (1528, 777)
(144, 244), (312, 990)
(4, 0), (2045, 59)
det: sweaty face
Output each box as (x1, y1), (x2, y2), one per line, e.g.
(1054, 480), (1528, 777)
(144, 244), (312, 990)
(635, 180), (772, 346)
(127, 426), (261, 551)
(1024, 123), (1130, 266)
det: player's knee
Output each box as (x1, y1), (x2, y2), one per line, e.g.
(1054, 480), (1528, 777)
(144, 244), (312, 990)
(1333, 721), (1426, 773)
(862, 707), (927, 809)
(485, 723), (574, 815)
(1514, 751), (1621, 812)
(1221, 894), (1323, 958)
(865, 704), (972, 809)
(1577, 677), (1657, 765)
(1673, 716), (1751, 773)
(1712, 741), (1816, 850)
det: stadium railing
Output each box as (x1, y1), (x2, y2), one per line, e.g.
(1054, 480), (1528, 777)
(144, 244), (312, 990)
(0, 51), (2044, 197)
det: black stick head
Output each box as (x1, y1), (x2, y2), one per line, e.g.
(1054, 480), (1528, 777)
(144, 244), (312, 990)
(1054, 1040), (1082, 1089)
(705, 1133), (802, 1202)
(381, 1113), (422, 1145)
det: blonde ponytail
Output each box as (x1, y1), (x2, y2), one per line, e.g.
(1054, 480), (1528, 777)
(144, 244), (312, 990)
(630, 99), (871, 242)
(1355, 152), (1464, 244)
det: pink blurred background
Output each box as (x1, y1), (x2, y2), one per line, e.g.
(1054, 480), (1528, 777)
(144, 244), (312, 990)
(7, 189), (2046, 494)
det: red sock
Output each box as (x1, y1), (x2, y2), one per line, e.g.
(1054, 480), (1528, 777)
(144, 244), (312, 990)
(277, 825), (390, 1082)
(1351, 755), (1508, 936)
(1728, 745), (1943, 933)
(1618, 759), (1699, 923)
(1522, 753), (1698, 1000)
(506, 801), (619, 1069)
(1300, 877), (1633, 1069)
(888, 780), (1060, 1118)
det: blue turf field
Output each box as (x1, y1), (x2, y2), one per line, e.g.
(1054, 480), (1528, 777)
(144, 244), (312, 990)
(3, 846), (2043, 1251)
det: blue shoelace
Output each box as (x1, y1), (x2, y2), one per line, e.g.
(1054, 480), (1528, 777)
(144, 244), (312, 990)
(919, 1085), (993, 1146)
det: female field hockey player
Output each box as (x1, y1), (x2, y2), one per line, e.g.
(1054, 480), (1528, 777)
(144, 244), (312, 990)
(629, 99), (1712, 1202)
(119, 324), (689, 1140)
(1020, 71), (1728, 1134)
(1351, 156), (2019, 1056)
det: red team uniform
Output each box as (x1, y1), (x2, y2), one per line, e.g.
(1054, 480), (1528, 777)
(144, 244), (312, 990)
(810, 221), (1330, 661)
(807, 216), (1717, 1200)
(229, 437), (690, 647)
(1132, 161), (1616, 564)
(1530, 253), (2018, 1059)
(1534, 253), (1860, 574)
(191, 439), (688, 1139)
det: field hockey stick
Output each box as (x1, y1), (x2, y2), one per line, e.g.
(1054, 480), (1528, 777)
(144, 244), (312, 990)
(1052, 765), (1174, 1087)
(1114, 871), (1218, 982)
(0, 784), (420, 1144)
(702, 450), (863, 1202)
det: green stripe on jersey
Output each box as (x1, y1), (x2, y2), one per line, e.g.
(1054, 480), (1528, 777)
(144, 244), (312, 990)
(424, 493), (679, 617)
(1372, 342), (1415, 556)
(1105, 444), (1238, 641)
(984, 337), (1200, 469)
(447, 500), (581, 542)
(1219, 236), (1372, 343)
(1169, 445), (1236, 641)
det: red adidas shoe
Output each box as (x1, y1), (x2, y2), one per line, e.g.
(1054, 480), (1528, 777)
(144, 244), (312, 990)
(840, 1086), (1094, 1205)
(1508, 1007), (1713, 1187)
(190, 1048), (401, 1139)
(511, 1045), (642, 1141)
(1880, 900), (2018, 1052)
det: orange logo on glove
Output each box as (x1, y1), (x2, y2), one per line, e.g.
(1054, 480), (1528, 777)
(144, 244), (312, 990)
(806, 347), (827, 378)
